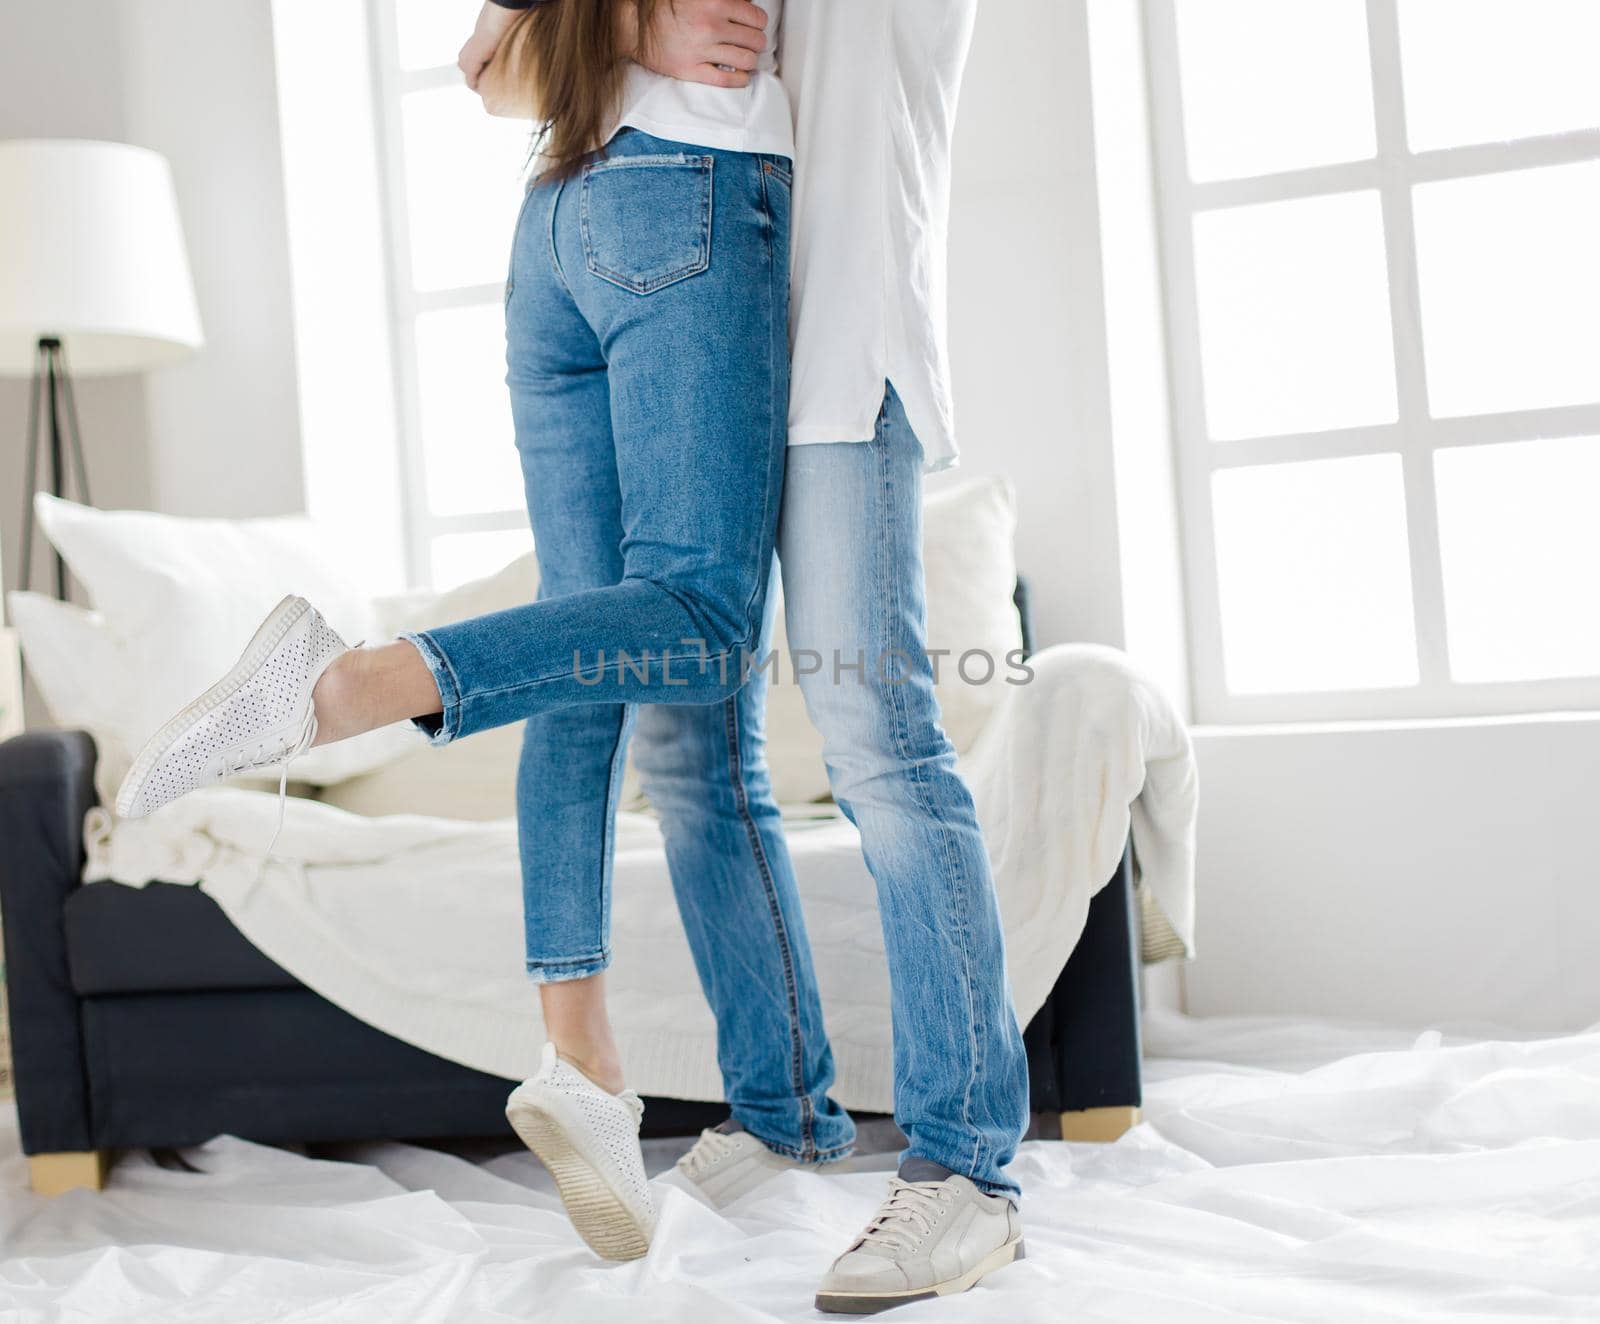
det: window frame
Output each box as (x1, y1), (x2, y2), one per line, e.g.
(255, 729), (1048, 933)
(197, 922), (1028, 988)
(1144, 0), (1600, 723)
(367, 0), (533, 590)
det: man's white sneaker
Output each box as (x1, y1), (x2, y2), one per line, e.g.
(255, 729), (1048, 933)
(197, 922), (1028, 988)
(669, 1121), (809, 1207)
(505, 1044), (656, 1261)
(815, 1172), (1024, 1314)
(115, 595), (347, 820)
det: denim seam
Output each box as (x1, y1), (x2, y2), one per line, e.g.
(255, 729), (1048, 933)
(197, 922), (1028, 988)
(593, 703), (635, 978)
(722, 696), (816, 1160)
(583, 151), (707, 173)
(874, 405), (987, 1185)
(546, 172), (572, 298)
(735, 151), (785, 680)
(526, 950), (609, 976)
(506, 180), (539, 309)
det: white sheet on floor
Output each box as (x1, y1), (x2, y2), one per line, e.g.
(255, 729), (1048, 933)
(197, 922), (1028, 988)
(82, 644), (1196, 1108)
(5, 1015), (1600, 1321)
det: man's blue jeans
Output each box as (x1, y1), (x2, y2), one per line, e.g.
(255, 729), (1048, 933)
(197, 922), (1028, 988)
(635, 386), (1030, 1196)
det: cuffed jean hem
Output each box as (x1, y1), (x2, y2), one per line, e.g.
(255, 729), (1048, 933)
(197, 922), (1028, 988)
(912, 1150), (1020, 1201)
(524, 952), (611, 985)
(738, 1123), (855, 1165)
(399, 630), (462, 746)
(966, 1174), (1022, 1201)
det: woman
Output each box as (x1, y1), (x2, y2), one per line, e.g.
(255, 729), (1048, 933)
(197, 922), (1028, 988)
(117, 0), (793, 1264)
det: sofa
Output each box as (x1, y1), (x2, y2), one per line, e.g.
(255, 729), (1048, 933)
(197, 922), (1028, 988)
(1, 729), (1142, 1198)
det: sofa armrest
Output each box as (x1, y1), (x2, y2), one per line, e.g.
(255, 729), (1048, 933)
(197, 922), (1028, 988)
(0, 729), (99, 1154)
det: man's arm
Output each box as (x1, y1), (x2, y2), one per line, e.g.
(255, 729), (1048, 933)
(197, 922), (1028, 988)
(459, 0), (771, 93)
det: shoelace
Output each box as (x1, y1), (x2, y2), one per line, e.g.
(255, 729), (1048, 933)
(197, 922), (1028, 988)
(227, 707), (319, 863)
(853, 1179), (953, 1255)
(678, 1127), (741, 1178)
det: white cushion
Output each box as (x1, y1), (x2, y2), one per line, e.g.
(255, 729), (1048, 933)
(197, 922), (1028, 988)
(371, 549), (541, 643)
(5, 592), (138, 805)
(31, 494), (417, 786)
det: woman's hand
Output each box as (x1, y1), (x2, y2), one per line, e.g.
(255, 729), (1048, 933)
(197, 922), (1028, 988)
(459, 2), (519, 92)
(635, 0), (771, 89)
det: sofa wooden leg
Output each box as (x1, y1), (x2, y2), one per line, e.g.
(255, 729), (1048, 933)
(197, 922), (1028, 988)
(28, 1150), (109, 1195)
(1059, 1106), (1141, 1142)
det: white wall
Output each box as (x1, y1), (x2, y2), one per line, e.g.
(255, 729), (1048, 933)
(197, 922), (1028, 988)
(1186, 717), (1600, 1032)
(948, 0), (1123, 653)
(0, 2), (154, 609)
(115, 0), (305, 518)
(949, 0), (1190, 718)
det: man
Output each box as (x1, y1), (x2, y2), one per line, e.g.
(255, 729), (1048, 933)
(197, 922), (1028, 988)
(469, 1), (1029, 1310)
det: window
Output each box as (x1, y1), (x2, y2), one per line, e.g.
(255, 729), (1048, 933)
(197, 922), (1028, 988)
(369, 0), (537, 587)
(1145, 0), (1600, 722)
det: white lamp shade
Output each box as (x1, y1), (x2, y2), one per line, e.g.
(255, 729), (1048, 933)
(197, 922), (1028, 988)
(0, 139), (204, 376)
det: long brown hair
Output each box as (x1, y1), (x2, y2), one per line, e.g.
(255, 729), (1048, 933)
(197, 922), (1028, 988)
(496, 0), (663, 179)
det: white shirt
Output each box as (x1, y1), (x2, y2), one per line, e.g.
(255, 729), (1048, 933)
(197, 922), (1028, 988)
(609, 0), (793, 158)
(781, 0), (977, 469)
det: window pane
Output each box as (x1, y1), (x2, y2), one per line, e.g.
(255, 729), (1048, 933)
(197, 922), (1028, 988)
(401, 86), (533, 291)
(414, 303), (521, 517)
(394, 0), (482, 72)
(1435, 436), (1600, 683)
(1193, 191), (1397, 440)
(1174, 0), (1375, 182)
(1212, 455), (1418, 694)
(430, 528), (534, 591)
(1413, 161), (1600, 419)
(1398, 0), (1600, 151)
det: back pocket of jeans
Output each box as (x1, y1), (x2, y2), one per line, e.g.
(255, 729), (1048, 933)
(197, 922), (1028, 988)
(580, 154), (713, 295)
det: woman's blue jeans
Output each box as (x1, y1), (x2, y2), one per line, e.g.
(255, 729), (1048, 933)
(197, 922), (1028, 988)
(404, 130), (791, 968)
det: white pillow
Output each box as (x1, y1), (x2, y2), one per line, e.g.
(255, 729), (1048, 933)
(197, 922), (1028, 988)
(760, 472), (1023, 803)
(373, 549), (541, 640)
(32, 494), (418, 786)
(919, 472), (1026, 749)
(6, 591), (138, 806)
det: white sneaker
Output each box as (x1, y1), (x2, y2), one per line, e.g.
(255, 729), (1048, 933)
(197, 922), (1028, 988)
(815, 1173), (1024, 1314)
(505, 1044), (656, 1261)
(116, 595), (346, 820)
(669, 1122), (809, 1208)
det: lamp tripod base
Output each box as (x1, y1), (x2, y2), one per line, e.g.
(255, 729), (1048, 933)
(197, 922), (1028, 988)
(18, 336), (91, 601)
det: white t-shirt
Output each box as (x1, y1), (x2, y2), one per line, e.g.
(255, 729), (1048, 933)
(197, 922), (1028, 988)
(781, 0), (977, 469)
(608, 0), (793, 157)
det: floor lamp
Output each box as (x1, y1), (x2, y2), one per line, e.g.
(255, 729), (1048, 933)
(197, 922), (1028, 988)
(0, 139), (204, 600)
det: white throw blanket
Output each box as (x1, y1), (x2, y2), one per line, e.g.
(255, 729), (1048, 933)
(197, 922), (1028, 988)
(84, 644), (1196, 1112)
